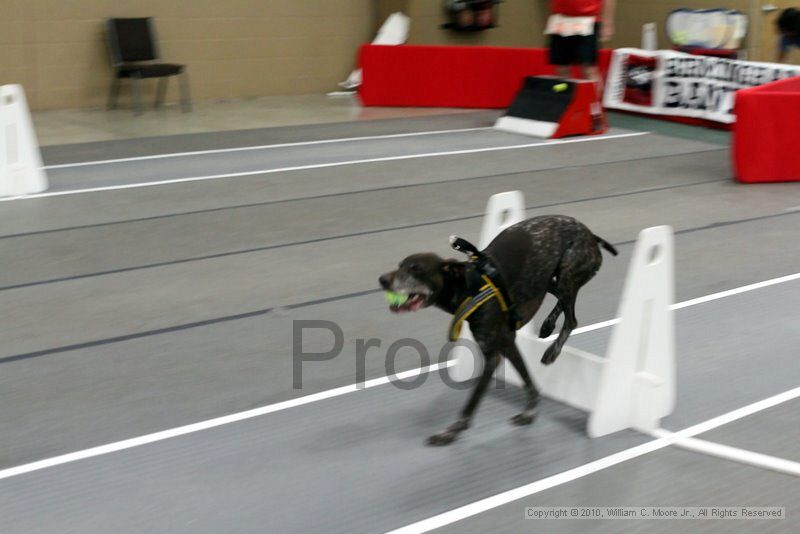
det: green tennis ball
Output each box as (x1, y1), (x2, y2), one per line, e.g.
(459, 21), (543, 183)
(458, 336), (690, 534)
(553, 83), (568, 93)
(384, 291), (409, 306)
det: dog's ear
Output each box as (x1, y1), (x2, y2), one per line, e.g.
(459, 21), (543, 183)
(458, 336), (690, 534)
(441, 259), (466, 282)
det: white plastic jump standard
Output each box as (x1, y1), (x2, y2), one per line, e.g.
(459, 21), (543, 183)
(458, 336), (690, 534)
(450, 191), (535, 379)
(451, 191), (676, 438)
(0, 85), (48, 197)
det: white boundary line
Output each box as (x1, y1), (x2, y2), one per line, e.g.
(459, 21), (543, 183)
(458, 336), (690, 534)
(0, 270), (796, 482)
(388, 386), (800, 534)
(43, 127), (495, 169)
(650, 429), (800, 476)
(0, 131), (648, 203)
(551, 271), (800, 339)
(0, 361), (453, 481)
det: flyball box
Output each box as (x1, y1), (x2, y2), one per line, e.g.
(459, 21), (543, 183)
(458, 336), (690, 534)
(494, 76), (607, 139)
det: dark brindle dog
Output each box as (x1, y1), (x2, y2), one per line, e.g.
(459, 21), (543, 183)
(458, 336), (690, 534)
(379, 215), (617, 445)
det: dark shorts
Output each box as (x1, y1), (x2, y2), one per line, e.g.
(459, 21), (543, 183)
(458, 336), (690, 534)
(549, 23), (600, 66)
(780, 33), (800, 52)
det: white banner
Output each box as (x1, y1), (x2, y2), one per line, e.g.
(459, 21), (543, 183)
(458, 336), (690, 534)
(604, 48), (800, 123)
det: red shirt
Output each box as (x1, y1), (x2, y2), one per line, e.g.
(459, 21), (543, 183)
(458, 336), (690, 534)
(551, 0), (603, 18)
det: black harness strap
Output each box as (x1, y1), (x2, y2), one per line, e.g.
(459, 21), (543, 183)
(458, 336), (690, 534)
(447, 236), (522, 341)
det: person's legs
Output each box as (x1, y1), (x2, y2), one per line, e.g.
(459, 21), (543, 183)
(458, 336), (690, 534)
(550, 31), (601, 90)
(578, 23), (602, 97)
(549, 34), (574, 78)
(582, 64), (603, 97)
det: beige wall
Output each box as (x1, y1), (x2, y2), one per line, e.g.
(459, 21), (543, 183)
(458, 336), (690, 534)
(0, 0), (373, 110)
(3, 1), (796, 111)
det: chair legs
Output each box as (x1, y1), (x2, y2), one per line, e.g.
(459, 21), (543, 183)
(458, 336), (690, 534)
(154, 77), (168, 108)
(131, 73), (144, 115)
(179, 70), (192, 113)
(111, 71), (190, 115)
(107, 77), (121, 110)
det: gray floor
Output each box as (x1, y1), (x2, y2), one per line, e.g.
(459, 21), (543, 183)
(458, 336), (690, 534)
(439, 446), (799, 533)
(1, 112), (798, 532)
(42, 128), (641, 192)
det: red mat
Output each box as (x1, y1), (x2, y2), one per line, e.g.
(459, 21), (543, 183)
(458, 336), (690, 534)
(358, 44), (611, 109)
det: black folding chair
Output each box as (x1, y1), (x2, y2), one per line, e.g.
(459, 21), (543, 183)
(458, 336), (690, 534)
(106, 17), (191, 114)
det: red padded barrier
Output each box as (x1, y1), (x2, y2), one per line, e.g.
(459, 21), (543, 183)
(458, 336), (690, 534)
(358, 44), (611, 108)
(734, 76), (800, 183)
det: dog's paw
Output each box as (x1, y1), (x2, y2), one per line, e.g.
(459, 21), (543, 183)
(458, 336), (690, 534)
(540, 346), (561, 365)
(510, 411), (537, 426)
(426, 419), (469, 446)
(426, 432), (458, 446)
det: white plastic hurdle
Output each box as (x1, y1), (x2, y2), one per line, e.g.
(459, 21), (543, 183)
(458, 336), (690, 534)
(0, 84), (48, 197)
(450, 191), (676, 438)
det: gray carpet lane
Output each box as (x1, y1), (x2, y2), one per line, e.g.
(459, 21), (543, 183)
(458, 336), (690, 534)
(44, 128), (619, 191)
(0, 133), (719, 238)
(5, 113), (794, 533)
(39, 111), (505, 165)
(0, 149), (732, 290)
(437, 446), (798, 534)
(1, 281), (796, 533)
(0, 178), (796, 362)
(0, 369), (654, 534)
(1, 260), (797, 475)
(696, 399), (800, 463)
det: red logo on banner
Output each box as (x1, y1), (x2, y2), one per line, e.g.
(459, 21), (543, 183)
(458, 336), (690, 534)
(623, 55), (657, 107)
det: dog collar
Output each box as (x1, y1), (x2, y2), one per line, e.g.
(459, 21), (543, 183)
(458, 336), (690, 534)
(447, 236), (522, 342)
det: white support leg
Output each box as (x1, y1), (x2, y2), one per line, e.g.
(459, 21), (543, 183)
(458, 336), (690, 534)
(478, 190), (525, 249)
(588, 225), (675, 437)
(0, 85), (48, 197)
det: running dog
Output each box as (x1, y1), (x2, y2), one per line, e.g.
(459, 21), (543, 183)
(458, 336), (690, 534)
(378, 215), (617, 445)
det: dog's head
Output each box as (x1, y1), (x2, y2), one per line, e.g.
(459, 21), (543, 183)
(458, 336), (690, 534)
(379, 253), (465, 313)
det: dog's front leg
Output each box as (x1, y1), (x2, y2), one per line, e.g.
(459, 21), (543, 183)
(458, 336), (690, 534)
(427, 353), (501, 446)
(503, 342), (540, 425)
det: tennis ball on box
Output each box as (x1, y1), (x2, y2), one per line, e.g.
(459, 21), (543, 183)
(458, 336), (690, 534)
(385, 291), (409, 306)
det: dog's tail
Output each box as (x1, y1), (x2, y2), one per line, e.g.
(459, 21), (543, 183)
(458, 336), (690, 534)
(595, 235), (618, 256)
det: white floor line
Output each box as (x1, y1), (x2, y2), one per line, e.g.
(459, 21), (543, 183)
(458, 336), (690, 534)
(671, 271), (800, 310)
(0, 131), (648, 203)
(0, 361), (452, 481)
(650, 429), (800, 476)
(0, 269), (796, 482)
(387, 386), (800, 534)
(543, 271), (800, 340)
(43, 127), (495, 169)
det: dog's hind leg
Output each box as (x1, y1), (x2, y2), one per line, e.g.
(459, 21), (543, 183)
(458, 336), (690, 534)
(539, 277), (563, 338)
(541, 292), (577, 365)
(539, 284), (562, 338)
(539, 302), (561, 338)
(427, 353), (501, 446)
(540, 240), (601, 365)
(504, 342), (540, 425)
